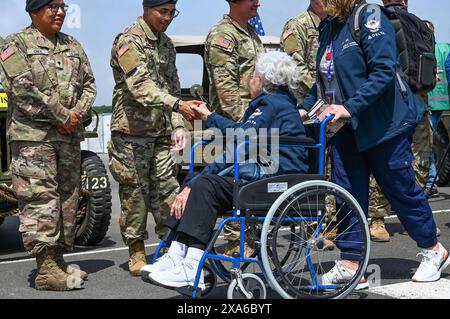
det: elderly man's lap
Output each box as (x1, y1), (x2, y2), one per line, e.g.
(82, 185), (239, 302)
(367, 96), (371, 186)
(165, 175), (235, 245)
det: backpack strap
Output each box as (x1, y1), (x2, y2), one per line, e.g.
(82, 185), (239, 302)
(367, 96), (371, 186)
(348, 2), (409, 97)
(348, 2), (370, 46)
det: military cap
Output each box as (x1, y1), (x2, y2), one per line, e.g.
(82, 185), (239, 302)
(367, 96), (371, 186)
(143, 0), (177, 7)
(25, 0), (52, 12)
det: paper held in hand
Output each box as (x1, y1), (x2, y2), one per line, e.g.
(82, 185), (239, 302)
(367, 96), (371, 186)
(307, 99), (348, 139)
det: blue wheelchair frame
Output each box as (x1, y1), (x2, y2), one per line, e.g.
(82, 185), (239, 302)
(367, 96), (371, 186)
(153, 116), (336, 298)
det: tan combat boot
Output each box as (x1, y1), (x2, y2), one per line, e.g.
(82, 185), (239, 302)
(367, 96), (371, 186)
(35, 247), (84, 291)
(223, 240), (255, 258)
(54, 247), (88, 281)
(370, 218), (390, 242)
(128, 240), (147, 276)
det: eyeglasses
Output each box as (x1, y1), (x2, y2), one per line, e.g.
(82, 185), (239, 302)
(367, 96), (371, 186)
(47, 3), (69, 14)
(154, 8), (180, 18)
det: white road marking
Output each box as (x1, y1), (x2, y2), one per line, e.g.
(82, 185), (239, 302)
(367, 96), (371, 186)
(0, 235), (226, 266)
(369, 279), (450, 299)
(0, 209), (448, 266)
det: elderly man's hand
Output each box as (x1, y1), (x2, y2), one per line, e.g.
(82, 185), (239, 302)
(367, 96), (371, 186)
(171, 186), (191, 220)
(190, 103), (212, 122)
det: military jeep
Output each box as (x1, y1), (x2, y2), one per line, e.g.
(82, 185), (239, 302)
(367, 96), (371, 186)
(0, 87), (112, 247)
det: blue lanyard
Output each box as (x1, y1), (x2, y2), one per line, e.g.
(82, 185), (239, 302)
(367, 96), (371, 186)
(326, 42), (333, 82)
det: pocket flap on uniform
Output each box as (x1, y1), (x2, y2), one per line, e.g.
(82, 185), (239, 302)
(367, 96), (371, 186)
(12, 162), (46, 179)
(388, 158), (412, 170)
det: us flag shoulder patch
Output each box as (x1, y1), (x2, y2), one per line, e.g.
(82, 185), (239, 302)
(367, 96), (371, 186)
(118, 45), (130, 57)
(215, 37), (231, 49)
(1, 48), (15, 62)
(283, 31), (293, 40)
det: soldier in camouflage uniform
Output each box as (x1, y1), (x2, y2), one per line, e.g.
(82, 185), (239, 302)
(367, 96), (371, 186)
(109, 0), (199, 276)
(204, 0), (264, 257)
(280, 0), (326, 105)
(0, 0), (95, 290)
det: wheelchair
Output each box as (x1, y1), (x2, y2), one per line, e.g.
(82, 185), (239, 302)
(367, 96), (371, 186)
(152, 117), (370, 299)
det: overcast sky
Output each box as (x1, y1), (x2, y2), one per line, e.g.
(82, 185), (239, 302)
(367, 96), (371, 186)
(1, 0), (449, 105)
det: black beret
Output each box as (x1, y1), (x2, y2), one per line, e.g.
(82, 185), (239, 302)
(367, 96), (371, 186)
(26, 0), (52, 12)
(143, 0), (178, 8)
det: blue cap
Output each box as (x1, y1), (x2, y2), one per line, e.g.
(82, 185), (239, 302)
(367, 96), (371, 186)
(143, 0), (178, 8)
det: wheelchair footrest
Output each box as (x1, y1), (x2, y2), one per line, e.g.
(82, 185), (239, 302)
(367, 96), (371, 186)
(176, 285), (203, 298)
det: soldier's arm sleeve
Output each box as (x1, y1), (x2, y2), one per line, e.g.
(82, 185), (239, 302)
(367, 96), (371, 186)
(281, 24), (315, 94)
(72, 47), (97, 123)
(166, 42), (185, 129)
(207, 33), (242, 121)
(0, 42), (70, 126)
(114, 35), (178, 110)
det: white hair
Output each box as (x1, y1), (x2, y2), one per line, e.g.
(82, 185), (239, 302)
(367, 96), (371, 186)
(254, 51), (301, 95)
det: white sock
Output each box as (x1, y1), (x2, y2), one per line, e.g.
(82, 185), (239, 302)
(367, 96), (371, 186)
(168, 241), (187, 258)
(185, 247), (204, 263)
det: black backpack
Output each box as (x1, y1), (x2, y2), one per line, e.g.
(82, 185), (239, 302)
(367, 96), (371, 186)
(348, 2), (437, 93)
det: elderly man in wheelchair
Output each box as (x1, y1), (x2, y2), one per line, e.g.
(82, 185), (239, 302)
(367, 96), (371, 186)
(141, 51), (370, 299)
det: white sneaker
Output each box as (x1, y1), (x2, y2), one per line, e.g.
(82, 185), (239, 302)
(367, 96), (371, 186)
(148, 258), (205, 290)
(412, 243), (450, 282)
(140, 253), (183, 278)
(319, 261), (369, 290)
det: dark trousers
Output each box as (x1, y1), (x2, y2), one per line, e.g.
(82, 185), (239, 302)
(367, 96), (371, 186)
(165, 175), (234, 245)
(332, 127), (437, 261)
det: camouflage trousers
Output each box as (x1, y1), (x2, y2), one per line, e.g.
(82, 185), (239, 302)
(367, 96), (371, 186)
(369, 114), (432, 218)
(108, 132), (180, 245)
(11, 141), (81, 257)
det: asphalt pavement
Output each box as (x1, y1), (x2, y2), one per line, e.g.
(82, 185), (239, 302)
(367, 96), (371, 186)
(0, 154), (449, 300)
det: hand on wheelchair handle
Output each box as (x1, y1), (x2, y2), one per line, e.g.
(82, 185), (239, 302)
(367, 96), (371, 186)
(323, 104), (351, 123)
(171, 187), (191, 220)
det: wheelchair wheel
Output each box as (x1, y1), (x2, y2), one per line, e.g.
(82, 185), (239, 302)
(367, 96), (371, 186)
(227, 273), (267, 299)
(260, 180), (370, 299)
(209, 222), (305, 285)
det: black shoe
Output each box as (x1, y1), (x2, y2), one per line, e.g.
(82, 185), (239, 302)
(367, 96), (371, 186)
(425, 187), (438, 198)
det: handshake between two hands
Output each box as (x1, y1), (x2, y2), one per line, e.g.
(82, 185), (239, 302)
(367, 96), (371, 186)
(170, 100), (212, 152)
(178, 100), (212, 122)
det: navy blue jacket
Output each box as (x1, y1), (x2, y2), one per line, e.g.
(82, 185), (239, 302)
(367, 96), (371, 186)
(186, 89), (308, 187)
(302, 5), (425, 152)
(446, 53), (450, 84)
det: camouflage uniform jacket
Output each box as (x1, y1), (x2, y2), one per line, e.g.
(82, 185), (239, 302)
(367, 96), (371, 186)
(205, 15), (264, 121)
(110, 17), (184, 137)
(281, 10), (321, 103)
(0, 26), (96, 142)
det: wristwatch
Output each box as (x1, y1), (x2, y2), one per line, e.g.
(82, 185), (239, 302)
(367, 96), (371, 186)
(172, 99), (181, 113)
